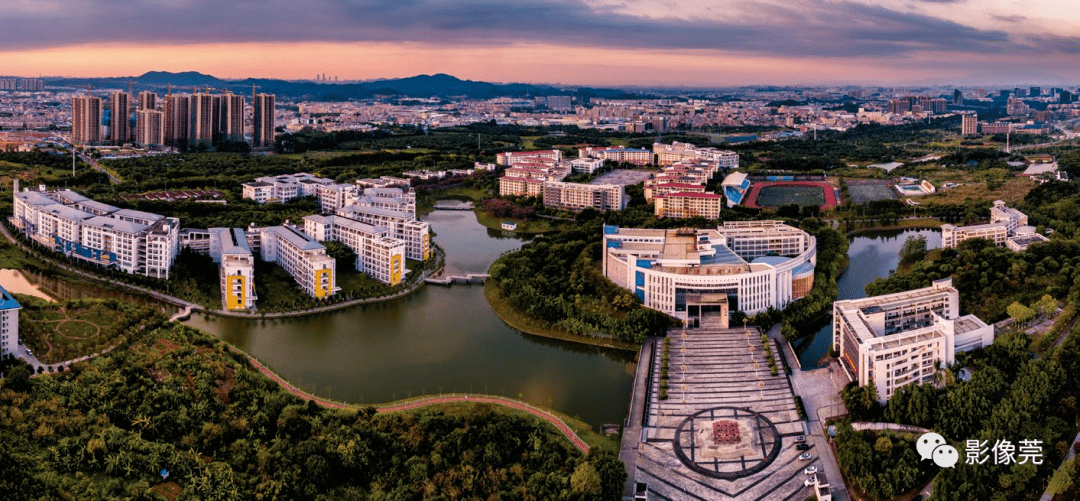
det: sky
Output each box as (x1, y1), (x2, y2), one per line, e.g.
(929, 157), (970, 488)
(2, 0), (1079, 87)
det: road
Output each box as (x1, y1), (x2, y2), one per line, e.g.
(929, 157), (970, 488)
(767, 324), (852, 501)
(1040, 431), (1080, 501)
(65, 144), (120, 184)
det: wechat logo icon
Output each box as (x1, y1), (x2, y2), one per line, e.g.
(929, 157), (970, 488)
(918, 432), (958, 468)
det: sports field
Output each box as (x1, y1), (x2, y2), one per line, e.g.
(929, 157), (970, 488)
(744, 181), (838, 209)
(845, 179), (897, 204)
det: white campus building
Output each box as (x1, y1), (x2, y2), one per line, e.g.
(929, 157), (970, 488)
(602, 221), (816, 323)
(12, 184), (179, 279)
(304, 215), (406, 286)
(653, 142), (739, 169)
(260, 223), (338, 298)
(941, 200), (1048, 251)
(209, 228), (257, 311)
(336, 205), (431, 261)
(833, 278), (994, 403)
(542, 181), (627, 212)
(0, 286), (20, 361)
(242, 172), (333, 204)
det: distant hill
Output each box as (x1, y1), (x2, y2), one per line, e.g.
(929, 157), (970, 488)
(44, 72), (648, 101)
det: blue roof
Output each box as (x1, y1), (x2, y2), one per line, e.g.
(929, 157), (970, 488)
(752, 256), (791, 266)
(792, 261), (815, 277)
(0, 285), (22, 311)
(700, 244), (746, 265)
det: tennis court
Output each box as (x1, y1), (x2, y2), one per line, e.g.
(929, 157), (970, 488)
(845, 179), (897, 204)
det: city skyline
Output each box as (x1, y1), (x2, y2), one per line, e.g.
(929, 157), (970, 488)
(3, 0), (1080, 87)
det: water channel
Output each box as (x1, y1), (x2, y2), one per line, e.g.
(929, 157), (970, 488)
(793, 228), (942, 369)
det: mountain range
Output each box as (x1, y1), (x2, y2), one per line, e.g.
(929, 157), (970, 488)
(44, 71), (648, 101)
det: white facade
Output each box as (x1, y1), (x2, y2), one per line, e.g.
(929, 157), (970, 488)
(570, 157), (605, 174)
(12, 186), (179, 279)
(0, 286), (20, 361)
(833, 278), (994, 403)
(210, 228), (257, 311)
(260, 224), (338, 298)
(242, 173), (332, 204)
(653, 142), (739, 169)
(336, 205), (431, 261)
(542, 181), (626, 212)
(602, 221), (816, 320)
(942, 201), (1033, 250)
(304, 215), (407, 286)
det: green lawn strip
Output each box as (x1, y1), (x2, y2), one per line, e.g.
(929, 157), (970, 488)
(483, 280), (638, 351)
(472, 209), (559, 234)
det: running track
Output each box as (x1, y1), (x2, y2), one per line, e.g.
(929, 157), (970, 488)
(242, 353), (590, 454)
(742, 181), (839, 210)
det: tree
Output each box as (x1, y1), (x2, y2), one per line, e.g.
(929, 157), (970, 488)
(898, 235), (928, 265)
(1006, 302), (1035, 326)
(4, 363), (31, 392)
(874, 435), (893, 457)
(569, 461), (602, 496)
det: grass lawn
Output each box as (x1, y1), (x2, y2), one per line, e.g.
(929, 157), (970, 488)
(473, 209), (562, 234)
(484, 280), (638, 352)
(20, 298), (146, 363)
(905, 165), (1036, 206)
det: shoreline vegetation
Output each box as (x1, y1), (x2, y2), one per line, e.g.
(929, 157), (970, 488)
(484, 280), (639, 352)
(0, 307), (627, 500)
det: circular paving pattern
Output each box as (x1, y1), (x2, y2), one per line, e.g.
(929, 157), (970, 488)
(671, 406), (782, 480)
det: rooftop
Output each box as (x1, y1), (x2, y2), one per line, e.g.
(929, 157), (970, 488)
(265, 225), (326, 252)
(0, 285), (21, 311)
(82, 215), (147, 234)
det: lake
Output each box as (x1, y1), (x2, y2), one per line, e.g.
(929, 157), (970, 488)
(793, 228), (942, 368)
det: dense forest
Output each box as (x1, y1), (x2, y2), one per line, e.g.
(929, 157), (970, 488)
(0, 301), (626, 500)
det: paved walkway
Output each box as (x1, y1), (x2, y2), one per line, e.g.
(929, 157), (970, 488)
(620, 337), (655, 497)
(1040, 431), (1080, 501)
(241, 351), (589, 454)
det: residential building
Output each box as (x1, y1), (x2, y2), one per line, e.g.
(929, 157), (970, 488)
(260, 223), (338, 298)
(137, 91), (157, 111)
(580, 146), (652, 165)
(496, 149), (563, 166)
(0, 286), (20, 361)
(209, 228), (256, 311)
(961, 114), (978, 135)
(941, 201), (1032, 250)
(336, 205), (431, 261)
(135, 110), (164, 146)
(110, 91), (130, 145)
(570, 157), (605, 174)
(654, 192), (723, 219)
(498, 176), (545, 197)
(163, 94), (190, 148)
(602, 221), (816, 322)
(71, 95), (103, 145)
(242, 173), (332, 204)
(304, 215), (406, 285)
(644, 182), (706, 203)
(833, 278), (993, 403)
(653, 142), (739, 169)
(190, 92), (219, 146)
(220, 92), (245, 143)
(542, 181), (626, 212)
(317, 183), (358, 214)
(349, 187), (417, 217)
(12, 184), (179, 279)
(253, 93), (276, 148)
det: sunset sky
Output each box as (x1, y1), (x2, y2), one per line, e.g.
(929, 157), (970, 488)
(3, 0), (1079, 87)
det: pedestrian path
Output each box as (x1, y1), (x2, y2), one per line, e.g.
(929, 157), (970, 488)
(242, 351), (589, 453)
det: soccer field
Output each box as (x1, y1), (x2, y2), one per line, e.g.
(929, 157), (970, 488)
(754, 185), (826, 207)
